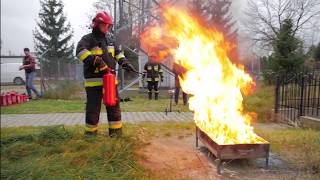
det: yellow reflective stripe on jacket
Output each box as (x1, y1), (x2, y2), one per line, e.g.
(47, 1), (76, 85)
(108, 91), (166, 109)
(115, 52), (125, 61)
(84, 78), (103, 87)
(91, 49), (103, 55)
(91, 47), (103, 55)
(109, 121), (122, 129)
(107, 46), (115, 57)
(77, 49), (92, 61)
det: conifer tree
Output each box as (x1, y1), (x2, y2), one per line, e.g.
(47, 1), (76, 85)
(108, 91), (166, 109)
(34, 0), (74, 78)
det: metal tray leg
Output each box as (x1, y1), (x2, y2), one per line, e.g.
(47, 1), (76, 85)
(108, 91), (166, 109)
(217, 159), (222, 175)
(266, 153), (269, 168)
(196, 127), (198, 148)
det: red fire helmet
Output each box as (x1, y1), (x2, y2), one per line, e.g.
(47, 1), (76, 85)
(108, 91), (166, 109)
(92, 11), (113, 28)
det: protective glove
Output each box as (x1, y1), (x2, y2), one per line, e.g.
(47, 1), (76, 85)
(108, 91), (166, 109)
(100, 66), (113, 74)
(161, 77), (164, 82)
(92, 56), (109, 73)
(122, 62), (136, 72)
(93, 56), (106, 68)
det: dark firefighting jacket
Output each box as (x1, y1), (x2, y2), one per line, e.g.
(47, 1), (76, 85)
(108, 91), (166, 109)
(76, 29), (128, 87)
(143, 61), (163, 82)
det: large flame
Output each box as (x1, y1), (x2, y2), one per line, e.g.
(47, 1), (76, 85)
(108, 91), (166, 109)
(140, 5), (266, 144)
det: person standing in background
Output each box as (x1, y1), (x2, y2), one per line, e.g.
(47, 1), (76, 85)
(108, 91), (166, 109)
(143, 55), (164, 100)
(173, 62), (187, 105)
(20, 48), (41, 100)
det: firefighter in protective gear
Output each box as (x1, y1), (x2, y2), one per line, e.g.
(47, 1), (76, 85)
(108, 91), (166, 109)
(143, 55), (163, 100)
(76, 11), (135, 137)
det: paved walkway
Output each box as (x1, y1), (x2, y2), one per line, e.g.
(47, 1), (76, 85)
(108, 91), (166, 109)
(0, 112), (193, 128)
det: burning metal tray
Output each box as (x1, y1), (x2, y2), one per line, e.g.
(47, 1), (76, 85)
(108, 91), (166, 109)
(196, 126), (270, 174)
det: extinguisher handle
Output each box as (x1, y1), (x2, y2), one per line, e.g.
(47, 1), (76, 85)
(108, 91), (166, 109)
(104, 67), (115, 74)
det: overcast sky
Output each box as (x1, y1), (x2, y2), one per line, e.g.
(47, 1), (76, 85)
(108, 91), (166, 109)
(1, 0), (317, 56)
(0, 0), (95, 55)
(0, 0), (251, 56)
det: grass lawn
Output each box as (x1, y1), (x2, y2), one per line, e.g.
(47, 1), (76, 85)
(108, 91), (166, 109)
(1, 122), (319, 178)
(121, 98), (189, 112)
(1, 99), (85, 114)
(255, 126), (320, 175)
(0, 122), (195, 179)
(1, 83), (273, 119)
(1, 124), (149, 179)
(0, 90), (190, 114)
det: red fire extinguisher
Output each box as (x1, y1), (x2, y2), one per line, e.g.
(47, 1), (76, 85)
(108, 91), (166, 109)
(103, 70), (117, 107)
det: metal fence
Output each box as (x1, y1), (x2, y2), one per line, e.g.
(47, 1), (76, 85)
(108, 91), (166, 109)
(274, 70), (320, 125)
(37, 53), (176, 95)
(38, 57), (83, 81)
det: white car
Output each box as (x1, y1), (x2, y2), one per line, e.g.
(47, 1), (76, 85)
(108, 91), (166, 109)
(1, 63), (26, 85)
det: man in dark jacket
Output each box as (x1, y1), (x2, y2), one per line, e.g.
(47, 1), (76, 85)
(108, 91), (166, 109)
(173, 63), (188, 105)
(143, 55), (163, 100)
(76, 11), (135, 137)
(20, 48), (41, 99)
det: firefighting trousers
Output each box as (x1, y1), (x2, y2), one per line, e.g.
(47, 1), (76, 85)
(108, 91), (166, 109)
(174, 87), (188, 105)
(147, 81), (159, 93)
(85, 86), (121, 132)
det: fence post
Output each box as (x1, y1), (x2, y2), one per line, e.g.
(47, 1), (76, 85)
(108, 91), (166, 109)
(57, 59), (61, 80)
(299, 75), (305, 116)
(39, 57), (44, 94)
(274, 76), (280, 114)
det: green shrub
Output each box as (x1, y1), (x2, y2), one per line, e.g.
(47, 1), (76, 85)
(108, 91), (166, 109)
(43, 80), (82, 99)
(244, 83), (274, 122)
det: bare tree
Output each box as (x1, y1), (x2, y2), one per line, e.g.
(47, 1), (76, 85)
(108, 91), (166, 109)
(84, 0), (114, 31)
(92, 0), (114, 18)
(245, 0), (320, 50)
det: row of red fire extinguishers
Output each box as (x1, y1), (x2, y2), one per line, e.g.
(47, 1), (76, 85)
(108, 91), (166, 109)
(0, 91), (29, 106)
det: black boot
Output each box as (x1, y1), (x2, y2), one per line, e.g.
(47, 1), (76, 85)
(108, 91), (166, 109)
(85, 130), (98, 136)
(109, 128), (122, 138)
(84, 130), (97, 141)
(155, 93), (159, 100)
(148, 92), (152, 100)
